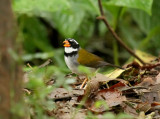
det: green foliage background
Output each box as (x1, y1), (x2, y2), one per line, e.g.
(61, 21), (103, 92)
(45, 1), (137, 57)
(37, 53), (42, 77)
(13, 0), (160, 66)
(11, 0), (160, 118)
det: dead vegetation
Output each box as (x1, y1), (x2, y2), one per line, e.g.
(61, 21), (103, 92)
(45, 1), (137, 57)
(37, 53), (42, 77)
(23, 52), (160, 119)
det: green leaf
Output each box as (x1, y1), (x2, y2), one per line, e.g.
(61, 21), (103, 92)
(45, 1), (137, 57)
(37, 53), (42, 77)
(103, 112), (115, 118)
(45, 1), (87, 37)
(138, 25), (160, 50)
(19, 16), (53, 52)
(116, 113), (133, 119)
(22, 52), (54, 61)
(131, 0), (160, 33)
(71, 0), (99, 15)
(41, 0), (99, 38)
(104, 0), (153, 15)
(51, 11), (85, 37)
(13, 0), (70, 14)
(130, 0), (160, 54)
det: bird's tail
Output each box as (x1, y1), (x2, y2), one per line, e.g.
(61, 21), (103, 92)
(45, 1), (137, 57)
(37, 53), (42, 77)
(105, 63), (124, 70)
(96, 61), (124, 70)
(98, 61), (124, 69)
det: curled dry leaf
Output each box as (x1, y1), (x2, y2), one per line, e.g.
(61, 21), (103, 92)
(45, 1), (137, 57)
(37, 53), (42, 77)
(97, 89), (126, 107)
(85, 73), (111, 98)
(138, 77), (155, 87)
(48, 88), (84, 101)
(121, 102), (138, 117)
(136, 102), (151, 113)
(87, 89), (126, 113)
(85, 73), (129, 98)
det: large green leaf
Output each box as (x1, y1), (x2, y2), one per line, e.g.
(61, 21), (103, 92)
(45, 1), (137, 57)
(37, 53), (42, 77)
(104, 0), (153, 15)
(13, 0), (70, 14)
(44, 0), (99, 37)
(130, 0), (160, 54)
(19, 16), (53, 52)
(131, 0), (160, 33)
(51, 11), (85, 37)
(13, 0), (100, 39)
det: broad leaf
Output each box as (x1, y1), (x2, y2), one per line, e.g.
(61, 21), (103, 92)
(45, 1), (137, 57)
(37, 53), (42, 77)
(104, 0), (153, 15)
(19, 16), (53, 52)
(131, 0), (160, 53)
(13, 0), (70, 14)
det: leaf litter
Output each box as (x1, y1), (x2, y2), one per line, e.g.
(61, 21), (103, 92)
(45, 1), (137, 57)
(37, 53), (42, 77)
(24, 52), (160, 119)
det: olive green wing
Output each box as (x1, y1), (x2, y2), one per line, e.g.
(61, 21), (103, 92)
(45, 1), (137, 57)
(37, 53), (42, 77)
(77, 48), (123, 69)
(77, 48), (105, 68)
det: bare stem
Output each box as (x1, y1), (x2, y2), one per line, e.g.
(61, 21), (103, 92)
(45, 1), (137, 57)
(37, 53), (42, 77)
(97, 0), (145, 65)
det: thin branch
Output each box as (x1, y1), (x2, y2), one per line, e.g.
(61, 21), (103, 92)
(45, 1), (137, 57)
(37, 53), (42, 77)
(38, 59), (52, 68)
(97, 0), (145, 65)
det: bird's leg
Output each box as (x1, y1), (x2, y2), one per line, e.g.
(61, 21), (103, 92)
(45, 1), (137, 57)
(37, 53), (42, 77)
(80, 76), (88, 89)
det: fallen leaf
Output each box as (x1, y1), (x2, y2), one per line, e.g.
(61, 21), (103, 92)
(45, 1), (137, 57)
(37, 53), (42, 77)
(155, 73), (160, 84)
(121, 102), (138, 117)
(150, 84), (160, 92)
(87, 89), (126, 113)
(85, 73), (128, 98)
(105, 69), (125, 79)
(48, 88), (84, 101)
(140, 92), (160, 103)
(97, 89), (126, 107)
(135, 50), (156, 65)
(48, 88), (69, 99)
(138, 77), (155, 87)
(109, 82), (127, 90)
(136, 102), (151, 113)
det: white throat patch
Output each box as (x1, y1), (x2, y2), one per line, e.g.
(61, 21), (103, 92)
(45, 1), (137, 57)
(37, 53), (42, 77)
(65, 47), (78, 53)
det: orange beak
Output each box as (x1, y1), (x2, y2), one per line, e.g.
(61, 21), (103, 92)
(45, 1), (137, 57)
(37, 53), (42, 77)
(63, 40), (71, 47)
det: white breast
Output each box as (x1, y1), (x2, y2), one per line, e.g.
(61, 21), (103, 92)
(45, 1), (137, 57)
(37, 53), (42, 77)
(64, 55), (80, 74)
(64, 47), (96, 75)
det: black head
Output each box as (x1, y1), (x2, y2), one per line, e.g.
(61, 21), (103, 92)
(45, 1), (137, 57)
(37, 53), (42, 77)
(63, 38), (80, 49)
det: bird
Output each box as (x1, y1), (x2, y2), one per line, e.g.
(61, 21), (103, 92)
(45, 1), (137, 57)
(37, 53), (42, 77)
(63, 38), (123, 88)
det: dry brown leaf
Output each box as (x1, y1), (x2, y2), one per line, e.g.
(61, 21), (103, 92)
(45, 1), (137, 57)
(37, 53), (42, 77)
(155, 73), (160, 84)
(53, 101), (86, 119)
(85, 89), (127, 113)
(136, 102), (151, 113)
(48, 88), (69, 99)
(150, 84), (160, 92)
(121, 102), (138, 117)
(48, 88), (84, 101)
(96, 89), (126, 107)
(140, 92), (160, 103)
(85, 73), (128, 98)
(138, 77), (155, 87)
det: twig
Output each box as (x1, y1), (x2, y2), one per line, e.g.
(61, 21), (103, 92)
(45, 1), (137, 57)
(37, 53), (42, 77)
(38, 59), (52, 68)
(22, 88), (31, 95)
(97, 0), (145, 65)
(51, 94), (81, 102)
(27, 63), (33, 69)
(120, 86), (147, 91)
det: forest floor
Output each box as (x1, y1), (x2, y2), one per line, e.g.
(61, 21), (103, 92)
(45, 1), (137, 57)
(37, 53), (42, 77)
(25, 51), (160, 119)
